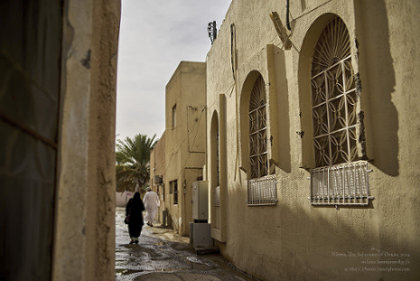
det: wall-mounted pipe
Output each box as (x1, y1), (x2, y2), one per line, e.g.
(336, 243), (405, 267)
(230, 23), (236, 81)
(286, 0), (292, 30)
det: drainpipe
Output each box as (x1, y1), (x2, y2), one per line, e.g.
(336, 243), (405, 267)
(286, 0), (292, 30)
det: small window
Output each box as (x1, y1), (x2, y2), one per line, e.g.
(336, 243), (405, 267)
(170, 180), (178, 205)
(172, 104), (176, 129)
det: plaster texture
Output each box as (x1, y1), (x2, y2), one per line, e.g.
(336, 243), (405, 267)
(53, 0), (120, 280)
(206, 0), (420, 280)
(0, 0), (120, 280)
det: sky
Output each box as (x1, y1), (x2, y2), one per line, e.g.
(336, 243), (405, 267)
(116, 0), (232, 141)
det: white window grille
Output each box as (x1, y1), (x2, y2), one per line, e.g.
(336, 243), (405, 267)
(311, 17), (357, 167)
(310, 161), (373, 206)
(249, 75), (268, 179)
(248, 175), (278, 206)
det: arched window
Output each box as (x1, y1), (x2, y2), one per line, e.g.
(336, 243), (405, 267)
(216, 127), (220, 187)
(311, 17), (357, 167)
(309, 17), (373, 206)
(210, 112), (220, 207)
(241, 72), (277, 206)
(249, 75), (268, 178)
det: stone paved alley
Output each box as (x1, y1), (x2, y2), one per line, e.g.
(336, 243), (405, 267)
(115, 207), (258, 281)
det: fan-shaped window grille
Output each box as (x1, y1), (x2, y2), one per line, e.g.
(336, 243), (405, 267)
(249, 75), (268, 179)
(311, 17), (357, 168)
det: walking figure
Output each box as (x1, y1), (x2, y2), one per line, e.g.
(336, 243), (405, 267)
(143, 187), (160, 227)
(125, 192), (145, 244)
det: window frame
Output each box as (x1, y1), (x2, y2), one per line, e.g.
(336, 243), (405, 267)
(246, 75), (277, 206)
(248, 75), (269, 179)
(171, 104), (176, 129)
(170, 180), (178, 205)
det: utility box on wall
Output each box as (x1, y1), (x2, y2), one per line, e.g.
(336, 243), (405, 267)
(192, 181), (208, 221)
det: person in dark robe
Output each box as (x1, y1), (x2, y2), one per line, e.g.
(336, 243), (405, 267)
(125, 192), (145, 244)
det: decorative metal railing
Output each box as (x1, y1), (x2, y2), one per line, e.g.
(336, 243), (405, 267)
(248, 175), (278, 206)
(310, 160), (373, 206)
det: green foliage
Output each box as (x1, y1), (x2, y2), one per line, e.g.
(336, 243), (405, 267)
(115, 134), (157, 192)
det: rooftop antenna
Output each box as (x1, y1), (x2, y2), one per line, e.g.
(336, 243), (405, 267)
(207, 21), (217, 44)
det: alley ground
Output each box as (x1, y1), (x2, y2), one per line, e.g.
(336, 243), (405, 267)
(115, 207), (258, 281)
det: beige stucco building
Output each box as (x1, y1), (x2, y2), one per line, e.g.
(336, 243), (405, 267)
(1, 1), (120, 280)
(206, 0), (420, 280)
(150, 61), (207, 236)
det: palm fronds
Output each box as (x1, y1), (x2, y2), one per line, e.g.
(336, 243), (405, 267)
(115, 134), (157, 192)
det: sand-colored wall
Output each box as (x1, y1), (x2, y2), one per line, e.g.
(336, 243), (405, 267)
(162, 61), (207, 235)
(206, 0), (420, 280)
(52, 0), (120, 280)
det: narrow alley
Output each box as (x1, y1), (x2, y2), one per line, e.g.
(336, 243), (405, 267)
(115, 208), (257, 281)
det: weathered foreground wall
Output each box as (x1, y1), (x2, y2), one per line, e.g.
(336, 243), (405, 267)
(0, 1), (120, 280)
(53, 0), (120, 280)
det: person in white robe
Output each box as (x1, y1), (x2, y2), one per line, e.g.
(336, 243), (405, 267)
(143, 187), (160, 227)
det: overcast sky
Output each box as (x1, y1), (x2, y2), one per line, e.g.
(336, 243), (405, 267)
(116, 0), (231, 141)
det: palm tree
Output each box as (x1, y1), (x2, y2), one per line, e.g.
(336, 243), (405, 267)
(115, 134), (157, 192)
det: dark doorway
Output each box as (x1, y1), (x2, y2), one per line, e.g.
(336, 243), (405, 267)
(0, 1), (62, 280)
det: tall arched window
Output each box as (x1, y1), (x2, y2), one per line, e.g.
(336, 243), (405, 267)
(309, 16), (372, 206)
(311, 17), (357, 167)
(216, 127), (220, 187)
(243, 73), (277, 206)
(249, 75), (268, 179)
(213, 115), (220, 207)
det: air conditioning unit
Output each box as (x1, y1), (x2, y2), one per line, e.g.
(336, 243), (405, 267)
(192, 181), (208, 221)
(190, 222), (212, 249)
